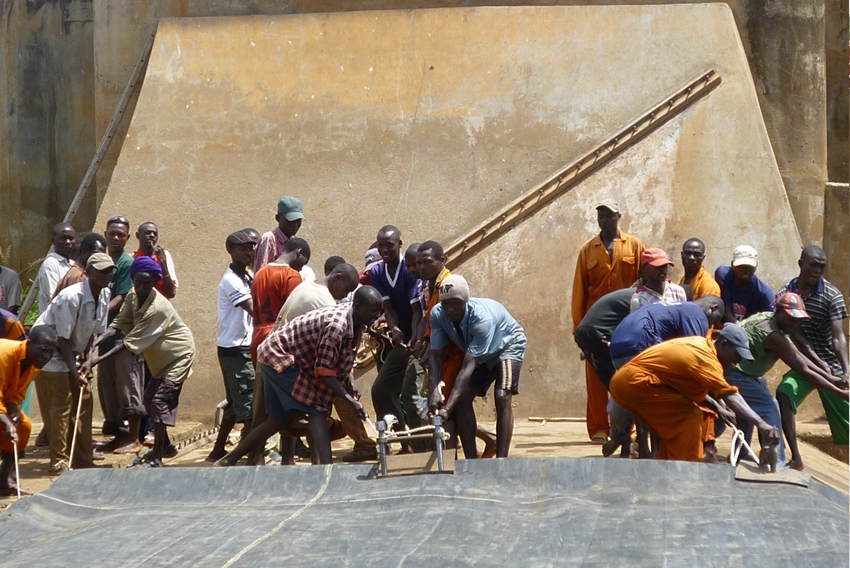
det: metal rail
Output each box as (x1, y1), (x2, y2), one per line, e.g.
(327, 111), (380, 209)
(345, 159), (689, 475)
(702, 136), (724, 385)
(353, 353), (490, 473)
(18, 33), (156, 317)
(444, 69), (722, 268)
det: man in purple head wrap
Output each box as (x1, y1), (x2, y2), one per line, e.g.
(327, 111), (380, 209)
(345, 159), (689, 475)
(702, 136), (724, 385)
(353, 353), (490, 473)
(89, 256), (194, 467)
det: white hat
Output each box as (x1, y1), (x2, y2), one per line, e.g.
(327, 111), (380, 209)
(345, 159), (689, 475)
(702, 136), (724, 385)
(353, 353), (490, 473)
(732, 245), (758, 268)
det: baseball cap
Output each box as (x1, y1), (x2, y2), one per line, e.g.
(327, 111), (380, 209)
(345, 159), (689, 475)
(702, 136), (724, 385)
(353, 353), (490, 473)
(277, 196), (305, 222)
(87, 252), (116, 271)
(596, 200), (620, 214)
(226, 230), (257, 247)
(641, 248), (674, 267)
(775, 292), (810, 319)
(731, 245), (758, 268)
(439, 274), (470, 303)
(717, 324), (754, 361)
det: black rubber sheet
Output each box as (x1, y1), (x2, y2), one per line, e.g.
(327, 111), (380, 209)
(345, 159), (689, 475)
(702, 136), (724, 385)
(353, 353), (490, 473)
(0, 457), (846, 567)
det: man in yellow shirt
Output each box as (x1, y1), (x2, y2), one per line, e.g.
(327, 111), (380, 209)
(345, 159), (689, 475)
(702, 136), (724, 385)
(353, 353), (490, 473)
(678, 238), (721, 300)
(0, 326), (57, 494)
(572, 200), (644, 443)
(610, 325), (780, 461)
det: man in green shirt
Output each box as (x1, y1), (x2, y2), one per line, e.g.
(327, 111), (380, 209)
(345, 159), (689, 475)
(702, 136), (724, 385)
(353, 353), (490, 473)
(98, 215), (145, 453)
(725, 292), (849, 468)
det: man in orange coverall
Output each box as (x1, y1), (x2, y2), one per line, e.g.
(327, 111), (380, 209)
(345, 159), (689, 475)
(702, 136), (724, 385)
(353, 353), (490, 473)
(609, 324), (780, 461)
(0, 326), (57, 494)
(572, 200), (644, 443)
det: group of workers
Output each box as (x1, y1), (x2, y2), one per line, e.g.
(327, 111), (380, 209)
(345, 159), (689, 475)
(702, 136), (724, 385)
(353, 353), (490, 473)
(0, 193), (845, 497)
(573, 200), (848, 469)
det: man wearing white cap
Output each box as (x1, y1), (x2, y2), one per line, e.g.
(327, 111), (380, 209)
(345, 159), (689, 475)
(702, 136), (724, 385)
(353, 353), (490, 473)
(428, 275), (527, 459)
(714, 245), (775, 323)
(34, 252), (114, 473)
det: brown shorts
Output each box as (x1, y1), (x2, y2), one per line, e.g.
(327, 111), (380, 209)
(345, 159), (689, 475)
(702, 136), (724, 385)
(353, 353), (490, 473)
(144, 377), (182, 427)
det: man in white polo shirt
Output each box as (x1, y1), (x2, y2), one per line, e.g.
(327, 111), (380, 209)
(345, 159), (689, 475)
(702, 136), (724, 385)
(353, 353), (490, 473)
(207, 231), (258, 462)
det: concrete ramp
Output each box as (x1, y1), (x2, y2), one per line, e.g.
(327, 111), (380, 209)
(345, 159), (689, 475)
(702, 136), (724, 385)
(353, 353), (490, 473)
(96, 6), (801, 419)
(0, 459), (846, 566)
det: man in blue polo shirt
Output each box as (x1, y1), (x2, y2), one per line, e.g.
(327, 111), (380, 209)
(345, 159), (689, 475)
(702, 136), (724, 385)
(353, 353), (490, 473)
(367, 225), (423, 442)
(607, 296), (725, 458)
(776, 245), (849, 470)
(715, 245), (775, 323)
(428, 275), (526, 459)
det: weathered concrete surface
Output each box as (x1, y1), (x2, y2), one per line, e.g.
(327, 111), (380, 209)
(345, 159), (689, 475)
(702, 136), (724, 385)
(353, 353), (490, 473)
(95, 6), (800, 420)
(0, 0), (97, 274)
(88, 0), (830, 250)
(824, 182), (849, 335)
(824, 0), (848, 183)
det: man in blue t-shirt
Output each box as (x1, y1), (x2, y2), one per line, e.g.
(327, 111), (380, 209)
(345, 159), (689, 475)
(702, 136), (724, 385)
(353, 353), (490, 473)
(715, 245), (775, 323)
(366, 226), (424, 440)
(607, 296), (724, 458)
(428, 275), (526, 459)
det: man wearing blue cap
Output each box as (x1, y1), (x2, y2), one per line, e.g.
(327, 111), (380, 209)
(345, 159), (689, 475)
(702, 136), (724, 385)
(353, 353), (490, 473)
(254, 196), (305, 274)
(610, 324), (780, 462)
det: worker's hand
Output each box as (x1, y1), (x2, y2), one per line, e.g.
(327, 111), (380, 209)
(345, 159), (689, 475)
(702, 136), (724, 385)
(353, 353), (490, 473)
(74, 371), (89, 390)
(757, 424), (781, 448)
(79, 358), (95, 378)
(154, 245), (168, 268)
(5, 424), (17, 444)
(716, 403), (736, 427)
(6, 405), (21, 426)
(836, 387), (850, 401)
(389, 326), (403, 348)
(436, 407), (449, 422)
(428, 389), (444, 416)
(348, 398), (367, 421)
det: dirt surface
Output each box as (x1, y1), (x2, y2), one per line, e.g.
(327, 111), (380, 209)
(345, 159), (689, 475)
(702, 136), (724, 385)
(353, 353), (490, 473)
(2, 416), (846, 512)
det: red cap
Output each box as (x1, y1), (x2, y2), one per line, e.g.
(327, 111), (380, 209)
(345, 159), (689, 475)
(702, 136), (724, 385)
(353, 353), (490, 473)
(641, 248), (674, 267)
(775, 292), (810, 319)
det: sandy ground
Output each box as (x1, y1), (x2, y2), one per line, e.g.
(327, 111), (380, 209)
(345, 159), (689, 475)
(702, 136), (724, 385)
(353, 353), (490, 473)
(2, 416), (846, 511)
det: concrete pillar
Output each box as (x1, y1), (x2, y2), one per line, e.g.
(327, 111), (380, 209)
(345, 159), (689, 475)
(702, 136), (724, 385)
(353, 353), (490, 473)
(0, 1), (96, 274)
(824, 182), (849, 334)
(825, 0), (848, 184)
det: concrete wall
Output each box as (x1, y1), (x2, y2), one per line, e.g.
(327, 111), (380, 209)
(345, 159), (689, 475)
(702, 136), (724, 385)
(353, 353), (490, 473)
(0, 0), (96, 276)
(88, 0), (831, 251)
(95, 6), (801, 421)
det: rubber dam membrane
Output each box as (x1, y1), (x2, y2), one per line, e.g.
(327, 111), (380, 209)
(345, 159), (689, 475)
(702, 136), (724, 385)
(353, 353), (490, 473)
(0, 458), (846, 566)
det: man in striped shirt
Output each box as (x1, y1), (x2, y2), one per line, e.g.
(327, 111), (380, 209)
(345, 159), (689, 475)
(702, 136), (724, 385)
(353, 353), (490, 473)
(776, 245), (849, 470)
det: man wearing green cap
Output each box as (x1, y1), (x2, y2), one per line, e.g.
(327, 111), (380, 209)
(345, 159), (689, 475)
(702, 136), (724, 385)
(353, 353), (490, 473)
(33, 252), (114, 474)
(254, 196), (305, 274)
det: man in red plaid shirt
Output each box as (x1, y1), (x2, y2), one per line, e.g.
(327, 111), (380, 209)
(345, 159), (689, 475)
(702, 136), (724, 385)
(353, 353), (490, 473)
(216, 285), (384, 465)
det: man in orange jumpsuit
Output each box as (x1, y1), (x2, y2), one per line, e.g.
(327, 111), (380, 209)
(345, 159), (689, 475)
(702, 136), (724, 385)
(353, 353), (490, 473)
(572, 200), (644, 443)
(0, 326), (57, 494)
(609, 324), (780, 461)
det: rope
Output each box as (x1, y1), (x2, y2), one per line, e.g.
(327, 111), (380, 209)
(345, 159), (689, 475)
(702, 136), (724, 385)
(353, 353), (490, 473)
(364, 415), (449, 441)
(728, 425), (760, 466)
(13, 444), (20, 500)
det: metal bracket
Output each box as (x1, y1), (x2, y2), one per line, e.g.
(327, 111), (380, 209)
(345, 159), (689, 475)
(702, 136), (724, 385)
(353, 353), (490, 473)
(376, 416), (453, 477)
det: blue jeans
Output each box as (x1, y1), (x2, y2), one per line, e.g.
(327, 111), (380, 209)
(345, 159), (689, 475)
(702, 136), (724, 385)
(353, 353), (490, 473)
(724, 369), (786, 467)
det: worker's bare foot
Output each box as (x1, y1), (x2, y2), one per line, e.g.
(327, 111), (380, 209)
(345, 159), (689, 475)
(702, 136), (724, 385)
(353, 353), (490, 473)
(481, 438), (497, 459)
(787, 459), (804, 471)
(114, 440), (143, 455)
(702, 442), (719, 464)
(601, 439), (620, 458)
(213, 455), (234, 467)
(205, 449), (227, 463)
